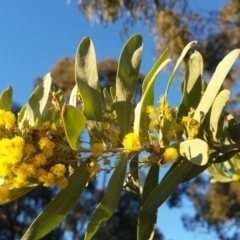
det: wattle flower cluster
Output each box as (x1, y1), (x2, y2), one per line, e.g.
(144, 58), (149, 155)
(122, 96), (199, 168)
(0, 109), (69, 203)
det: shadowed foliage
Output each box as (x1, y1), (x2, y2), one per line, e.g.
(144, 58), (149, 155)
(0, 182), (163, 240)
(75, 0), (240, 119)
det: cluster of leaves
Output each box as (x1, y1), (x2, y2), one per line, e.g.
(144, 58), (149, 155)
(0, 77), (77, 205)
(1, 182), (164, 240)
(34, 57), (145, 105)
(0, 34), (240, 239)
(75, 0), (240, 120)
(0, 186), (64, 240)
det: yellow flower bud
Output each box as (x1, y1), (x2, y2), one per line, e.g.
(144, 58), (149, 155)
(57, 177), (68, 189)
(162, 147), (179, 164)
(91, 143), (104, 158)
(123, 133), (141, 150)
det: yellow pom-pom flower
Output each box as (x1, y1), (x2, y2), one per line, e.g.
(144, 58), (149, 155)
(12, 163), (36, 188)
(146, 105), (157, 118)
(15, 163), (36, 177)
(12, 176), (27, 188)
(166, 130), (176, 142)
(0, 162), (11, 177)
(33, 153), (47, 166)
(42, 148), (54, 158)
(0, 136), (25, 164)
(123, 133), (141, 150)
(232, 174), (240, 181)
(23, 143), (36, 156)
(149, 119), (160, 130)
(38, 137), (54, 149)
(103, 158), (111, 166)
(0, 109), (16, 128)
(34, 168), (47, 178)
(162, 147), (179, 164)
(38, 137), (55, 157)
(87, 158), (101, 174)
(56, 177), (68, 189)
(50, 164), (66, 178)
(39, 172), (55, 187)
(91, 143), (104, 158)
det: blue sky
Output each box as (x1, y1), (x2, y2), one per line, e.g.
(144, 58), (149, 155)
(0, 0), (155, 106)
(0, 1), (229, 240)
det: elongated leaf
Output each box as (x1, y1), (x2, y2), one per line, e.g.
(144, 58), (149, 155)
(212, 115), (233, 145)
(84, 155), (128, 240)
(0, 86), (12, 111)
(22, 161), (90, 240)
(75, 37), (105, 141)
(43, 108), (61, 126)
(181, 151), (219, 182)
(177, 78), (188, 130)
(69, 84), (78, 106)
(214, 150), (238, 163)
(162, 156), (210, 184)
(164, 41), (198, 96)
(210, 90), (230, 142)
(172, 49), (203, 141)
(143, 158), (192, 213)
(206, 163), (232, 183)
(228, 117), (240, 144)
(115, 34), (143, 138)
(103, 88), (113, 111)
(163, 151), (216, 184)
(134, 50), (171, 140)
(194, 49), (240, 123)
(18, 104), (27, 124)
(0, 184), (37, 205)
(180, 138), (209, 165)
(186, 51), (203, 89)
(19, 73), (52, 127)
(177, 51), (205, 123)
(223, 157), (235, 170)
(124, 155), (140, 194)
(110, 87), (116, 100)
(142, 49), (168, 94)
(181, 164), (210, 182)
(230, 153), (240, 172)
(62, 104), (86, 150)
(138, 164), (159, 240)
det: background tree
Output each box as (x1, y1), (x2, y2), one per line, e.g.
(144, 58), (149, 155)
(184, 180), (240, 240)
(0, 181), (163, 239)
(2, 1), (240, 239)
(0, 187), (64, 240)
